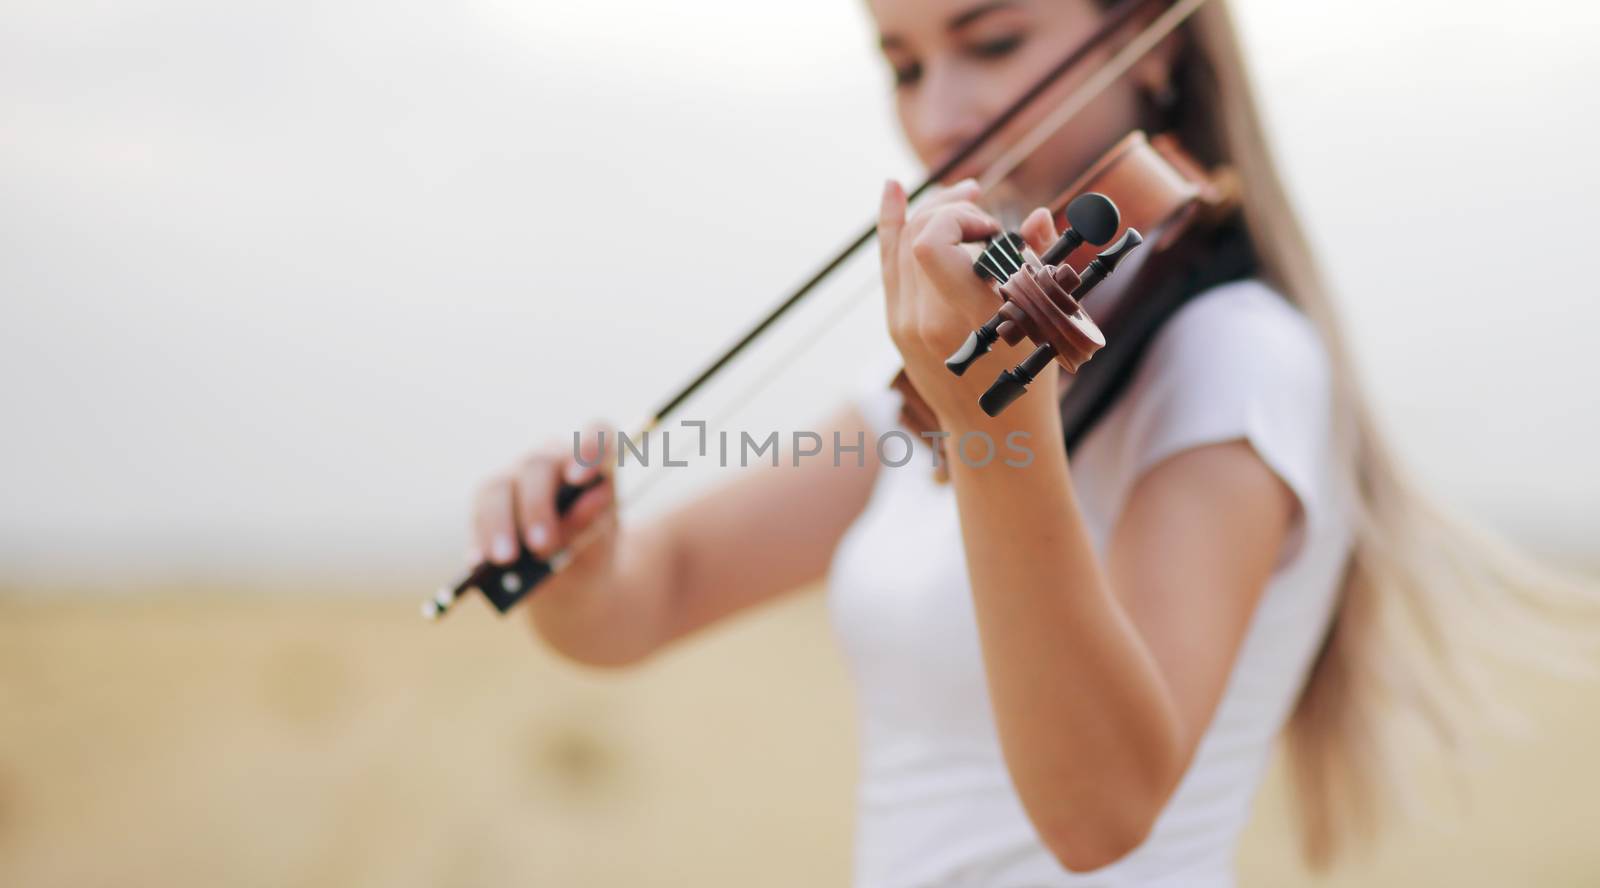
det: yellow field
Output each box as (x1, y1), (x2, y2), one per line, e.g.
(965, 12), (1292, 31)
(2, 590), (1597, 887)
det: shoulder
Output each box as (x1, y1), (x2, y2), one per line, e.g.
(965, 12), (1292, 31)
(1145, 278), (1330, 394)
(1117, 279), (1338, 536)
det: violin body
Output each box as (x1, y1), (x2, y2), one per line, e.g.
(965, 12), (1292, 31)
(1061, 131), (1235, 255)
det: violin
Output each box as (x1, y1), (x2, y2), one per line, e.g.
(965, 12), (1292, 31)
(892, 130), (1239, 470)
(900, 130), (1235, 414)
(425, 0), (1236, 620)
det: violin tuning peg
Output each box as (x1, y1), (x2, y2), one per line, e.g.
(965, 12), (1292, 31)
(1067, 193), (1121, 245)
(979, 369), (1031, 417)
(978, 344), (1056, 417)
(1041, 193), (1120, 266)
(946, 317), (1002, 376)
(1068, 228), (1144, 300)
(945, 330), (991, 376)
(1096, 227), (1143, 268)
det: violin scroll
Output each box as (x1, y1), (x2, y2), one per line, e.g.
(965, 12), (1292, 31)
(978, 228), (1143, 417)
(947, 193), (1122, 377)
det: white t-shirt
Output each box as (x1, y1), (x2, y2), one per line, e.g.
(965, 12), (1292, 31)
(827, 279), (1352, 888)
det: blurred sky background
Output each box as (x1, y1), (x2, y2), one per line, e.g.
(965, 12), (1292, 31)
(2, 0), (1597, 591)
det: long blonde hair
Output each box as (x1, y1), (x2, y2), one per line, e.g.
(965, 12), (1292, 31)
(1177, 0), (1596, 868)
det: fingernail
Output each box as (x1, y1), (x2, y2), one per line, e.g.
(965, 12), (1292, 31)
(491, 534), (516, 564)
(564, 462), (590, 485)
(527, 523), (549, 553)
(466, 545), (484, 565)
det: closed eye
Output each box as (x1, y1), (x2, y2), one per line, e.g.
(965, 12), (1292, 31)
(969, 34), (1024, 60)
(894, 61), (924, 87)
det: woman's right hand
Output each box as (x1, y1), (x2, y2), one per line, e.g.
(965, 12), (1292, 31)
(470, 422), (620, 600)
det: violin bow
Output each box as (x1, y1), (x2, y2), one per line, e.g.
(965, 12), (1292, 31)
(426, 0), (1210, 619)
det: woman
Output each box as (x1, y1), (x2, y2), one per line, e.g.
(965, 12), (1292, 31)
(469, 1), (1583, 884)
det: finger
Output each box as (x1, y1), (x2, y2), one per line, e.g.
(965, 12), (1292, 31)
(514, 452), (563, 558)
(913, 206), (1005, 298)
(904, 190), (991, 237)
(896, 195), (924, 344)
(562, 421), (614, 487)
(473, 475), (520, 565)
(529, 422), (616, 554)
(912, 204), (1002, 256)
(902, 184), (990, 254)
(562, 422), (616, 519)
(878, 179), (907, 310)
(560, 478), (616, 540)
(1020, 207), (1058, 256)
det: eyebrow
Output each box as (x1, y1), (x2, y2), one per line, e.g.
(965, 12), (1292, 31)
(879, 0), (1022, 51)
(949, 0), (1020, 31)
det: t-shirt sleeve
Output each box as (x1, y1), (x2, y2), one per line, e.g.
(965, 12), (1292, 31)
(1117, 280), (1336, 559)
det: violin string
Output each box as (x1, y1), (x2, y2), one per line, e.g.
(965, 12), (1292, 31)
(979, 231), (1018, 281)
(699, 269), (880, 435)
(996, 239), (1024, 281)
(979, 0), (1210, 192)
(993, 245), (1014, 277)
(616, 178), (1032, 518)
(996, 236), (1022, 275)
(530, 266), (883, 580)
(581, 185), (1030, 556)
(978, 242), (1007, 280)
(985, 240), (1011, 277)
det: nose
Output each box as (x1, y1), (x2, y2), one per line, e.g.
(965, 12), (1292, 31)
(907, 63), (989, 176)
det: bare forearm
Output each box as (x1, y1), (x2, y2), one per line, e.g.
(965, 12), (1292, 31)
(944, 407), (1184, 851)
(526, 522), (680, 667)
(529, 406), (879, 667)
(875, 183), (1294, 871)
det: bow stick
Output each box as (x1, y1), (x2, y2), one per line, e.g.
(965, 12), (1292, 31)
(426, 0), (1211, 619)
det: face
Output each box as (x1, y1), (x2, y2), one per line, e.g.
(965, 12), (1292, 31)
(870, 0), (1152, 217)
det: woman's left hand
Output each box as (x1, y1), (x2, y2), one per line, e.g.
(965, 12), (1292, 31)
(878, 178), (1061, 429)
